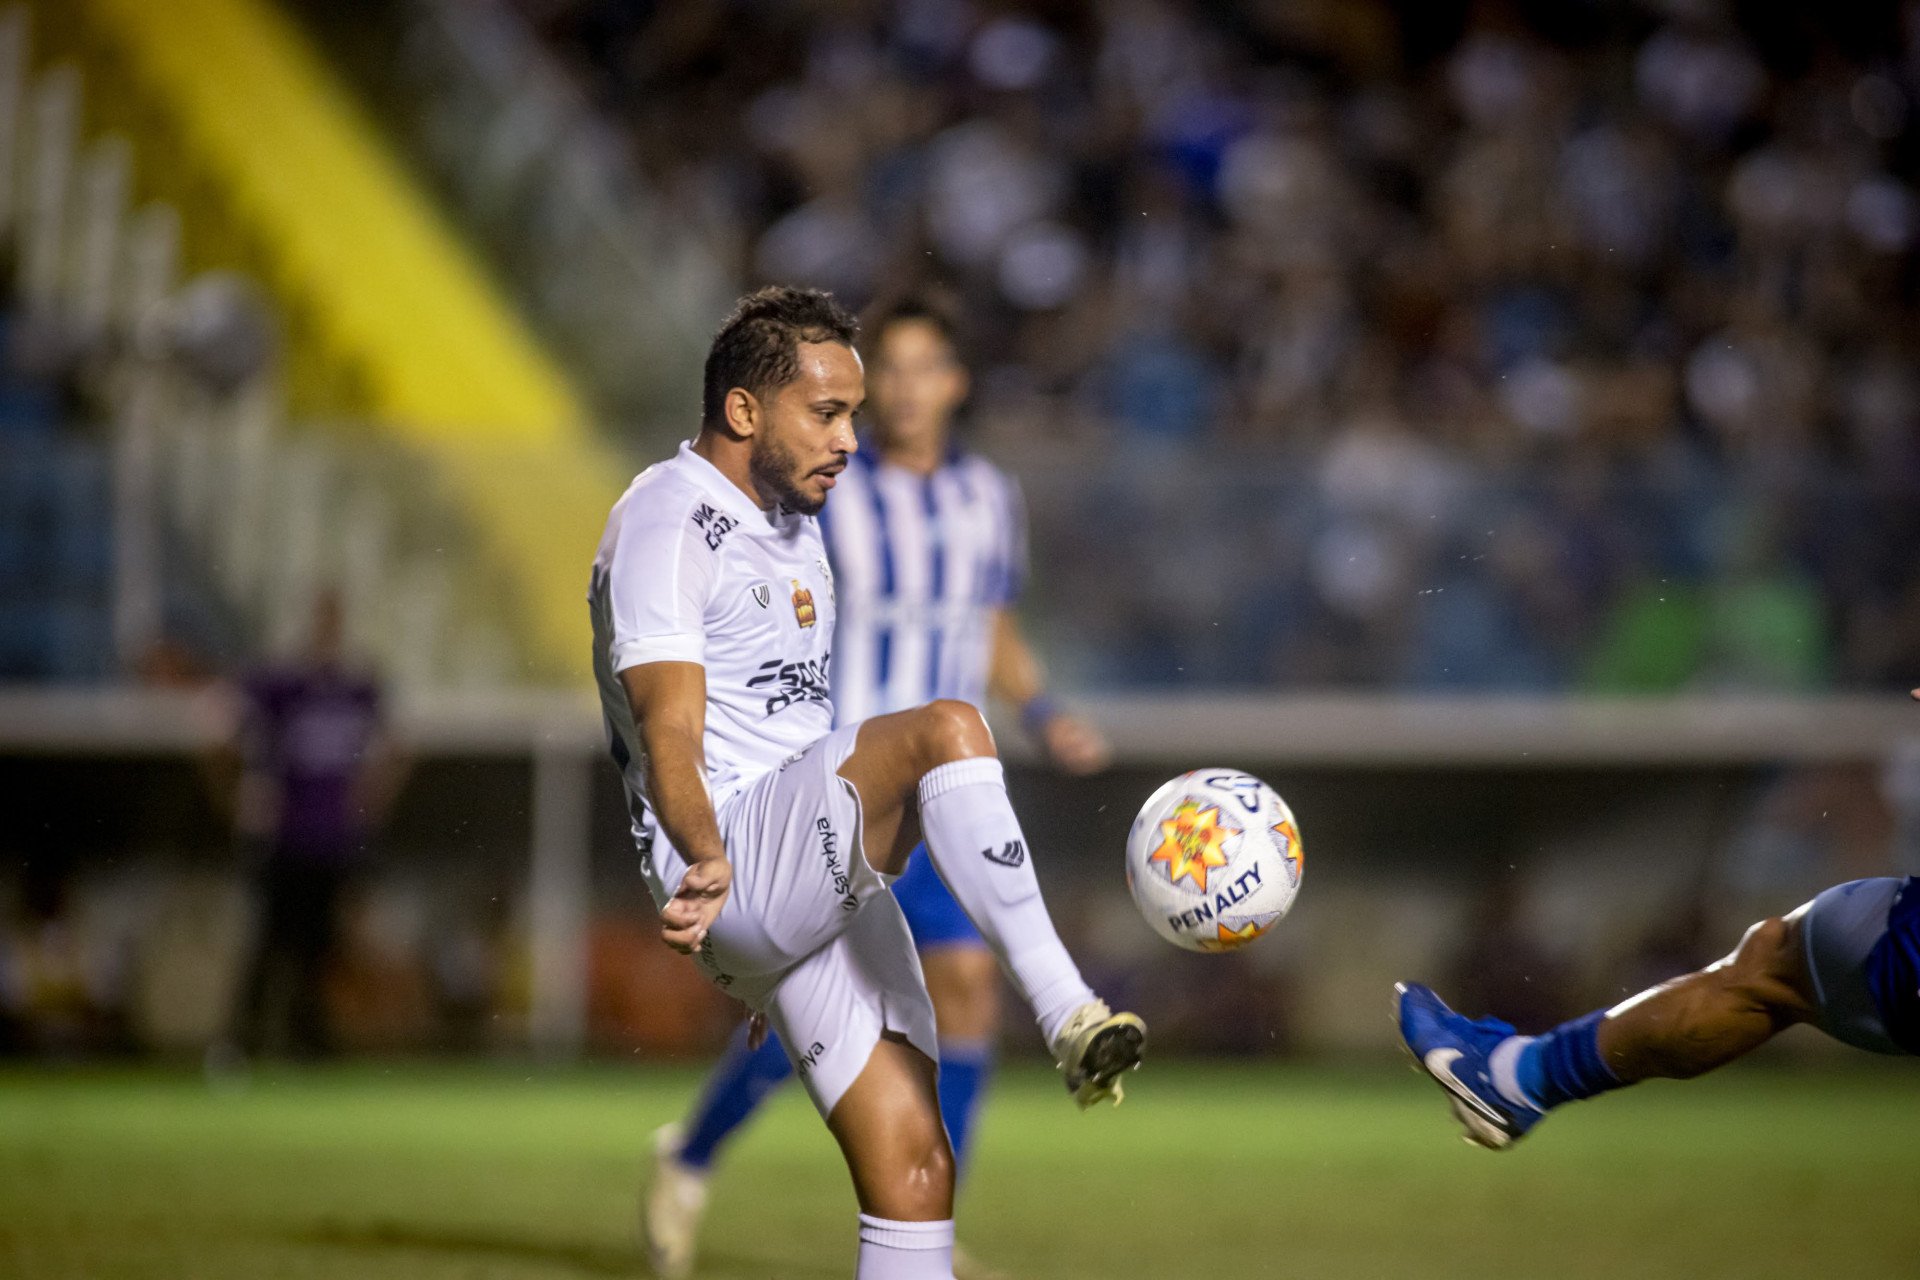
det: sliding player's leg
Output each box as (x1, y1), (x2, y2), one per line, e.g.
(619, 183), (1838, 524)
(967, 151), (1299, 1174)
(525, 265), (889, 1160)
(894, 845), (997, 1172)
(1398, 878), (1911, 1150)
(837, 700), (1146, 1106)
(643, 1025), (796, 1279)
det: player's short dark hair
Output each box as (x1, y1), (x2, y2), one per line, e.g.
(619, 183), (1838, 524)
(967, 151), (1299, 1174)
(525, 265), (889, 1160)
(702, 286), (859, 428)
(865, 288), (964, 359)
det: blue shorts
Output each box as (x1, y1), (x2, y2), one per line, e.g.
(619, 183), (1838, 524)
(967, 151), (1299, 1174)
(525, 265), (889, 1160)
(1801, 877), (1917, 1056)
(892, 843), (984, 951)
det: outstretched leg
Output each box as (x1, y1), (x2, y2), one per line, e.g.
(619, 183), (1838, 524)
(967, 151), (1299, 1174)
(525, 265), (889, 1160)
(1597, 912), (1815, 1082)
(1399, 878), (1908, 1150)
(838, 701), (1145, 1105)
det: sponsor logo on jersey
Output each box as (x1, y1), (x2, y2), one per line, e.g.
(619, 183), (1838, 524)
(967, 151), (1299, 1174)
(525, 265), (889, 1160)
(981, 840), (1026, 868)
(796, 1040), (827, 1077)
(748, 654), (831, 715)
(791, 580), (817, 627)
(1149, 799), (1238, 891)
(691, 502), (738, 550)
(817, 816), (858, 912)
(751, 582), (771, 609)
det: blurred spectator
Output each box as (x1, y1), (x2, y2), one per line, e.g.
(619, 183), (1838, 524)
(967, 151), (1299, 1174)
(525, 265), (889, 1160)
(508, 0), (1920, 691)
(212, 589), (406, 1059)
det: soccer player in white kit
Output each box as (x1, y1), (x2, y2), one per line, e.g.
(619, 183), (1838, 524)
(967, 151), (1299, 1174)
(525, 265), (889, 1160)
(590, 286), (1145, 1280)
(646, 295), (1111, 1280)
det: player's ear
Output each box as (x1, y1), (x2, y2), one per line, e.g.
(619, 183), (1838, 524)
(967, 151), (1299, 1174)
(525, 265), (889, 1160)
(723, 386), (760, 440)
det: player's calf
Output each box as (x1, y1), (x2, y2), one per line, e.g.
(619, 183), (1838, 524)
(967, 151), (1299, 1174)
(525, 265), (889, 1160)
(828, 1036), (957, 1279)
(1602, 913), (1814, 1082)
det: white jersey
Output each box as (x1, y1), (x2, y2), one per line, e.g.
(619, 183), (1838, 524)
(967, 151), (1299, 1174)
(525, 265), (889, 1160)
(818, 447), (1027, 724)
(590, 442), (838, 884)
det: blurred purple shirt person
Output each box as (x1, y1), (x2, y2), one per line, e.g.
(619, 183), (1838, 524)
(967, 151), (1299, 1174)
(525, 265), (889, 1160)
(239, 664), (384, 862)
(219, 591), (404, 1061)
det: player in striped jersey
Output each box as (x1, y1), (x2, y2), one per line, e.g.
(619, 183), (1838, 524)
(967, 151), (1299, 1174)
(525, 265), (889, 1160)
(644, 296), (1108, 1280)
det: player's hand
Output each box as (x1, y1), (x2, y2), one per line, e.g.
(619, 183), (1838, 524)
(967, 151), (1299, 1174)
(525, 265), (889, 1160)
(1043, 712), (1112, 776)
(746, 1011), (770, 1051)
(662, 857), (732, 953)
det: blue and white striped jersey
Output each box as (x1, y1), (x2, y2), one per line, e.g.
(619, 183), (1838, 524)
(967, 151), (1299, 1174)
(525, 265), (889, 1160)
(818, 447), (1028, 725)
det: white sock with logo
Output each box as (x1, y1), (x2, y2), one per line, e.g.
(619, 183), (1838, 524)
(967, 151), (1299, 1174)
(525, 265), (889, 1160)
(856, 1215), (954, 1279)
(916, 758), (1096, 1046)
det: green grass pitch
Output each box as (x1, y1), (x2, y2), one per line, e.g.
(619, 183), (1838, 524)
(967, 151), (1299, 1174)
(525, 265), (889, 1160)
(1, 1058), (1915, 1278)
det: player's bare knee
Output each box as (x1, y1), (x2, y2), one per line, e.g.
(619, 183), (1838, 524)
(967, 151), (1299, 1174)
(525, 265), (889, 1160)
(917, 698), (996, 769)
(889, 1119), (955, 1217)
(1724, 915), (1814, 1018)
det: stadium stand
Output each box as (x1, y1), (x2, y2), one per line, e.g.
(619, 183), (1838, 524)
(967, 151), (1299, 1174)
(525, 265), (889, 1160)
(489, 0), (1920, 692)
(1, 0), (623, 685)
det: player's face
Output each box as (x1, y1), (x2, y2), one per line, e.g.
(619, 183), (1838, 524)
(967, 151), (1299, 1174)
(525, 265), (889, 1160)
(869, 319), (967, 451)
(751, 340), (863, 516)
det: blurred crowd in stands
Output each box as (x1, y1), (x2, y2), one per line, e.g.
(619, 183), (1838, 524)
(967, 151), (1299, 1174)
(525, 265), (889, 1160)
(515, 0), (1920, 690)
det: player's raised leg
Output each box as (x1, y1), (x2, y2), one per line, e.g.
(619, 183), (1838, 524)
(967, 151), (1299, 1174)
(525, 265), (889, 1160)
(837, 699), (1146, 1107)
(1398, 877), (1913, 1149)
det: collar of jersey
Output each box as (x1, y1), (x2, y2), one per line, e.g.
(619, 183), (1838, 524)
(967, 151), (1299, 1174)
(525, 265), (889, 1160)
(677, 440), (786, 530)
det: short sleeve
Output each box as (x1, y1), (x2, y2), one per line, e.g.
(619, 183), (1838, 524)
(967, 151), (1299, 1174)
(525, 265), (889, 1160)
(605, 501), (718, 673)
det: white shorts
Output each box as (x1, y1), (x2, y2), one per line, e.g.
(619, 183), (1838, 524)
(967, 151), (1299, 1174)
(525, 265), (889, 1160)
(660, 721), (939, 1117)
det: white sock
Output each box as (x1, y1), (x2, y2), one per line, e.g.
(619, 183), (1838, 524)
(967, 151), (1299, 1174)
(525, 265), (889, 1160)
(856, 1214), (954, 1279)
(916, 758), (1096, 1045)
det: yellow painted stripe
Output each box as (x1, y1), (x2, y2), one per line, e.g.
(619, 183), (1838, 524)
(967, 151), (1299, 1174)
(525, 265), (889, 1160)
(81, 0), (584, 439)
(63, 0), (627, 678)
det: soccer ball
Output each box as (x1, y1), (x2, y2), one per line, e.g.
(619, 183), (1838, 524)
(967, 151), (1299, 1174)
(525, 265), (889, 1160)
(1125, 769), (1303, 953)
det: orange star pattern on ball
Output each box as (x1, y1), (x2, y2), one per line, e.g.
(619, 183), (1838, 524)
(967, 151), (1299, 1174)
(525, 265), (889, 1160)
(1197, 920), (1267, 952)
(1149, 799), (1236, 892)
(1272, 817), (1302, 879)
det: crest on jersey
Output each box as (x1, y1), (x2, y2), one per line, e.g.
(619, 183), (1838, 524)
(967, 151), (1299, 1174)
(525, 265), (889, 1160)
(791, 580), (817, 628)
(751, 583), (771, 609)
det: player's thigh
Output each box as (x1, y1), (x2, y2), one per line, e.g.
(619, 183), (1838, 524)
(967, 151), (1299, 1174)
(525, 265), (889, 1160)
(1792, 878), (1905, 1054)
(765, 892), (939, 1121)
(837, 703), (996, 874)
(709, 723), (888, 974)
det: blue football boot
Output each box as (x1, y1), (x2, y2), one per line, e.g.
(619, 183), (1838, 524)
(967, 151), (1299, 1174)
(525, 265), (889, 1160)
(1395, 981), (1543, 1150)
